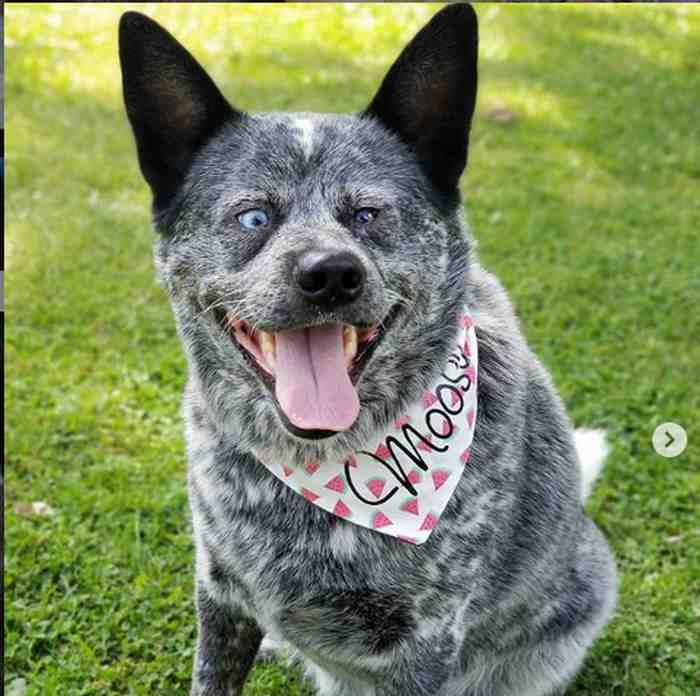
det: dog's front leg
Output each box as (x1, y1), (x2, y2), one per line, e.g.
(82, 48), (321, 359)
(374, 638), (453, 696)
(375, 669), (447, 696)
(190, 582), (263, 696)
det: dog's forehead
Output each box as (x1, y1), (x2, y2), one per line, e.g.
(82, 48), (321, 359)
(201, 111), (414, 199)
(280, 112), (324, 161)
(251, 111), (374, 162)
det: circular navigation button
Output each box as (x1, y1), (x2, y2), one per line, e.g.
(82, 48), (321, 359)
(652, 423), (687, 458)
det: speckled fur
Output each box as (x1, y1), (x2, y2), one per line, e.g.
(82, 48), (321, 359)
(120, 7), (617, 695)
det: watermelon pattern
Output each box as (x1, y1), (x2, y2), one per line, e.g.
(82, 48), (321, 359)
(254, 309), (478, 544)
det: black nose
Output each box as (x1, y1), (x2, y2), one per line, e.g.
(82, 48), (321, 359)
(295, 251), (366, 307)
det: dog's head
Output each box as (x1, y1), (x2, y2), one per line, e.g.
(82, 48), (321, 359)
(119, 5), (478, 458)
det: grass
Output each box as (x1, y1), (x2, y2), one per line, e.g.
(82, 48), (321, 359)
(4, 3), (700, 694)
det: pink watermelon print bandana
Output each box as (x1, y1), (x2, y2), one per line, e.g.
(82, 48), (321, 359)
(255, 309), (478, 544)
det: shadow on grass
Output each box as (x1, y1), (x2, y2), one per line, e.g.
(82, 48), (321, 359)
(478, 8), (699, 184)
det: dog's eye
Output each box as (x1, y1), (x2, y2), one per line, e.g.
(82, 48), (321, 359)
(237, 208), (269, 230)
(353, 208), (379, 225)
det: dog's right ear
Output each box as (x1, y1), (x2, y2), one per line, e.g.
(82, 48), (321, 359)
(119, 12), (239, 210)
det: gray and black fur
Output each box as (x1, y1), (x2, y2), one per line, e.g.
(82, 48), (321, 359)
(119, 5), (617, 695)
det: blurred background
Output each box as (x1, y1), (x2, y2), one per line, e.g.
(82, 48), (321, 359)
(4, 4), (699, 694)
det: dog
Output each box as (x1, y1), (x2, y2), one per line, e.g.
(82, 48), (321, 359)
(119, 5), (617, 695)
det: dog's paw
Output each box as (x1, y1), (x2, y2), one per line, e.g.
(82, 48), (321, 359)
(255, 635), (287, 663)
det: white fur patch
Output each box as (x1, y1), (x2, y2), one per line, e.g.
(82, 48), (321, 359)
(574, 428), (609, 502)
(304, 660), (376, 696)
(328, 522), (358, 559)
(293, 118), (315, 159)
(258, 634), (285, 660)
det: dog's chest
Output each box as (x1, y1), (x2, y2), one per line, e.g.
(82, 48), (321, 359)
(191, 461), (422, 657)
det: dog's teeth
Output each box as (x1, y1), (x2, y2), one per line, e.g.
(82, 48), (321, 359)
(358, 326), (378, 343)
(259, 331), (276, 372)
(225, 312), (239, 332)
(343, 326), (358, 368)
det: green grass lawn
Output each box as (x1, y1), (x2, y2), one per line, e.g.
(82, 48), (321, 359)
(4, 3), (700, 694)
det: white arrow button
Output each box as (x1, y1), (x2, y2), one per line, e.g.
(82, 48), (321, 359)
(652, 423), (687, 458)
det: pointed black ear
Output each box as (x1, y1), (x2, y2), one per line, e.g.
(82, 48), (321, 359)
(119, 12), (239, 209)
(364, 3), (478, 199)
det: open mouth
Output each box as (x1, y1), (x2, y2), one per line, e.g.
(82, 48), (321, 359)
(213, 306), (400, 439)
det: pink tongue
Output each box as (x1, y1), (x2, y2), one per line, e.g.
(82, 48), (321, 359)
(275, 324), (360, 431)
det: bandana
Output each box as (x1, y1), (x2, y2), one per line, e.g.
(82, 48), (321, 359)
(255, 309), (478, 544)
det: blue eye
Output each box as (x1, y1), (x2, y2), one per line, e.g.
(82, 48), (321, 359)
(237, 208), (269, 230)
(353, 208), (379, 225)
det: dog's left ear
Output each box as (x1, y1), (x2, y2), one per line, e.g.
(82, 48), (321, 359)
(364, 3), (478, 199)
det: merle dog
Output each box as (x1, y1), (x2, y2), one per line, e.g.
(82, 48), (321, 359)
(119, 5), (617, 695)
